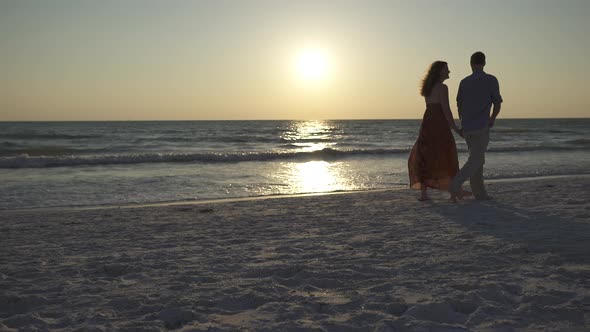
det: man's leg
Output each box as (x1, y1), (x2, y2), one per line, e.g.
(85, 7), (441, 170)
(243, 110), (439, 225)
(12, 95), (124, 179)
(469, 128), (490, 199)
(469, 163), (486, 198)
(450, 128), (488, 195)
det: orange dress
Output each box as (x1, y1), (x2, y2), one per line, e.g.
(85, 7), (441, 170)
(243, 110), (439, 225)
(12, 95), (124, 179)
(408, 103), (459, 190)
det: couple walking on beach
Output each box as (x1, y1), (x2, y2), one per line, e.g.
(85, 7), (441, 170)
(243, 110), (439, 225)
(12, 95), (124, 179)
(408, 51), (503, 202)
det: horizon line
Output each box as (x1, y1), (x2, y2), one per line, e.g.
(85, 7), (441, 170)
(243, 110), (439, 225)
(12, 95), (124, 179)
(1, 117), (589, 122)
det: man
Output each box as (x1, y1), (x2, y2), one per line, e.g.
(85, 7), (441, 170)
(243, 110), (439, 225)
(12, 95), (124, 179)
(450, 51), (503, 201)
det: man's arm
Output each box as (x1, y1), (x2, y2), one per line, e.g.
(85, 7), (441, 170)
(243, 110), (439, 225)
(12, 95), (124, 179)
(489, 103), (501, 128)
(456, 82), (463, 121)
(489, 77), (503, 128)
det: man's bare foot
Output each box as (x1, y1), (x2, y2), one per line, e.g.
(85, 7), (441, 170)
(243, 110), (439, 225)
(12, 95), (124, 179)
(449, 191), (464, 203)
(475, 195), (493, 201)
(418, 196), (430, 201)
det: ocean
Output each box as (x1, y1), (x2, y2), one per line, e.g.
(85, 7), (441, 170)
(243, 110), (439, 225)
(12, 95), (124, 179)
(1, 119), (588, 210)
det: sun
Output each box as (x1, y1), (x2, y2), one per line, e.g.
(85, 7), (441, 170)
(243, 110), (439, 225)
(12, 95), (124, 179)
(294, 47), (330, 82)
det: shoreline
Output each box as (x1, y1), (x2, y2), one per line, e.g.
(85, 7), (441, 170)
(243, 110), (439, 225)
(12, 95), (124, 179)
(2, 173), (589, 215)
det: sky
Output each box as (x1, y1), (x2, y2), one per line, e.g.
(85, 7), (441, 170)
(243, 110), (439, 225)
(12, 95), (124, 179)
(1, 0), (589, 121)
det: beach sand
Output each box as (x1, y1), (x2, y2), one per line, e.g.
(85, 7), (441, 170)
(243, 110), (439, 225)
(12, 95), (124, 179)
(1, 176), (589, 331)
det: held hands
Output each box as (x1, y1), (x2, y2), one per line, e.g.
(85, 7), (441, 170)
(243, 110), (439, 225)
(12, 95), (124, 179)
(489, 117), (496, 128)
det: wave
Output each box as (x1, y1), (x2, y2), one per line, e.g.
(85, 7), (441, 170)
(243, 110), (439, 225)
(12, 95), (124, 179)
(1, 141), (18, 147)
(280, 137), (336, 143)
(1, 144), (587, 168)
(160, 136), (281, 143)
(0, 146), (107, 157)
(0, 132), (98, 140)
(127, 135), (292, 144)
(281, 144), (304, 149)
(493, 128), (576, 134)
(0, 148), (410, 168)
(564, 138), (590, 145)
(486, 146), (587, 153)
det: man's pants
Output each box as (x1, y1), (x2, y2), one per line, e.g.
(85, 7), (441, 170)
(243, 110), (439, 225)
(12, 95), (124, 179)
(450, 126), (490, 198)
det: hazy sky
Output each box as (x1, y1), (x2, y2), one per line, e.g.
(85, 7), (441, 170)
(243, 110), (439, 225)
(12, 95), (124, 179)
(1, 0), (589, 120)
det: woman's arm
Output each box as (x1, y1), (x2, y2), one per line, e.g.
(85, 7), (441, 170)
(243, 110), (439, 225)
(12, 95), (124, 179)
(440, 84), (461, 134)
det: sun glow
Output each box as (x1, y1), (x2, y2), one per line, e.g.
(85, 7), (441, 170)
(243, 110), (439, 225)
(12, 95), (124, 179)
(294, 48), (331, 82)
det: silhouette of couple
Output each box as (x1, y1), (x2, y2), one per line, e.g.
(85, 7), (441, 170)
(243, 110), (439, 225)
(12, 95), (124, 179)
(408, 51), (503, 202)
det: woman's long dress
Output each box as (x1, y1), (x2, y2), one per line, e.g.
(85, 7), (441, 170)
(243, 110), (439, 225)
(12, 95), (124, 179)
(408, 103), (459, 190)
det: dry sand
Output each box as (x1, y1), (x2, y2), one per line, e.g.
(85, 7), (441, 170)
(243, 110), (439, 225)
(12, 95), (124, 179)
(1, 176), (589, 331)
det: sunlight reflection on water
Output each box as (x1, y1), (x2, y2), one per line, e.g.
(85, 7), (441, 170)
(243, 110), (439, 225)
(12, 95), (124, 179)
(282, 160), (352, 193)
(278, 121), (352, 193)
(281, 120), (338, 152)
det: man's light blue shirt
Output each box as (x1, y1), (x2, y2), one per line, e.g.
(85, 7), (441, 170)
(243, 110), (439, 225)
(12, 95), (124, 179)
(456, 69), (503, 132)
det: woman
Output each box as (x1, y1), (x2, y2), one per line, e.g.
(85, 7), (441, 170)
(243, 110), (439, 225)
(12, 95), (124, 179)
(408, 61), (464, 201)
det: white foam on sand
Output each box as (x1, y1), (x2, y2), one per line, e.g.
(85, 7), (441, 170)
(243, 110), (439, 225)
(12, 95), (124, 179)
(1, 176), (589, 331)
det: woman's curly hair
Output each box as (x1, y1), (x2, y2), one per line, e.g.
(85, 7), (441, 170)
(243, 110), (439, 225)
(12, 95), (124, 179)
(420, 61), (447, 97)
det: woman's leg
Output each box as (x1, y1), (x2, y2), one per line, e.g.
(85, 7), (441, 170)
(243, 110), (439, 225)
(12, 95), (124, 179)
(419, 183), (429, 201)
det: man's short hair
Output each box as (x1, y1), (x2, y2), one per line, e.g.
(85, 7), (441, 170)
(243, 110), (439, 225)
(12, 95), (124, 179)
(471, 51), (486, 65)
